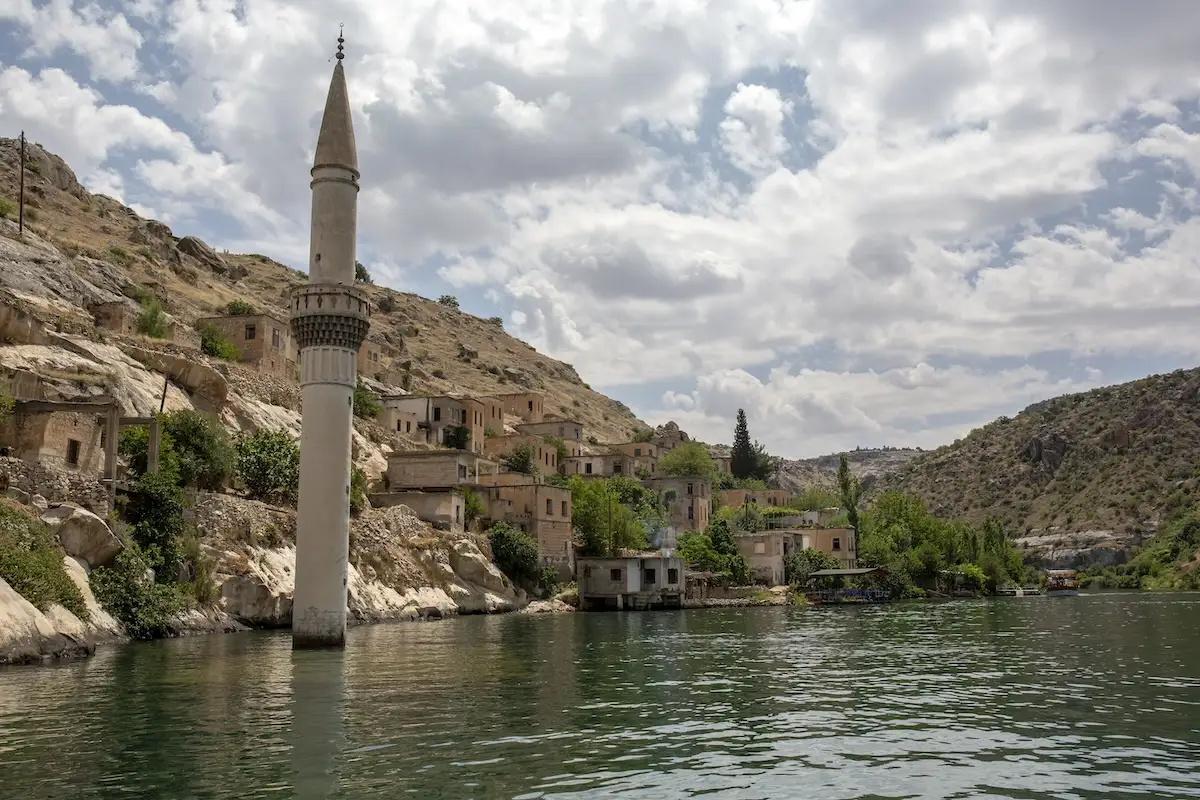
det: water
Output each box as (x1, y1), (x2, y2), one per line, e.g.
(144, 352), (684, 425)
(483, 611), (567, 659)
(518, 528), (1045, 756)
(2, 594), (1200, 799)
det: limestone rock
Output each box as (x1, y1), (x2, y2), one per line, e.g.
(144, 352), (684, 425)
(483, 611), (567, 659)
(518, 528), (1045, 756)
(520, 598), (575, 614)
(40, 503), (122, 569)
(0, 577), (91, 665)
(177, 236), (227, 274)
(1019, 433), (1069, 472)
(62, 556), (123, 638)
(5, 487), (30, 505)
(31, 495), (48, 511)
(122, 345), (228, 406)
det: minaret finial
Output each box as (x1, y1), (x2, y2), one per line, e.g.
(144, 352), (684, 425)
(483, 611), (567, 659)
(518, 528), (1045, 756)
(336, 24), (344, 61)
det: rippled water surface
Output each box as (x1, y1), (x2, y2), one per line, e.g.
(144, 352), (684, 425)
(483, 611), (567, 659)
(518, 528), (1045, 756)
(2, 594), (1200, 798)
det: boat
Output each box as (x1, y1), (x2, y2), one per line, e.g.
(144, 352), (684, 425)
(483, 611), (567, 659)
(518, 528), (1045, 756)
(1044, 569), (1080, 597)
(995, 586), (1043, 597)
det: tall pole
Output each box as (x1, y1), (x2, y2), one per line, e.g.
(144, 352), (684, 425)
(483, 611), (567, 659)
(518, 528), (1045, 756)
(159, 376), (168, 413)
(18, 131), (25, 235)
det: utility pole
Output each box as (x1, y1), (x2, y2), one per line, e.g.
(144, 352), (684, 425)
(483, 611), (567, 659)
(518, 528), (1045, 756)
(18, 131), (25, 235)
(159, 375), (168, 414)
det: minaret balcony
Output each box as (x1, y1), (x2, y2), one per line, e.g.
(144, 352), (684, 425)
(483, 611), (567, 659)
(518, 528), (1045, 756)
(289, 283), (372, 351)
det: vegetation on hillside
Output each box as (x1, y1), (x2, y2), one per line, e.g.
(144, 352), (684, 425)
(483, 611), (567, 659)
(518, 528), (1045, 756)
(501, 445), (538, 475)
(352, 379), (380, 419)
(197, 323), (240, 361)
(235, 429), (300, 505)
(678, 518), (750, 584)
(658, 442), (717, 479)
(569, 476), (663, 557)
(487, 521), (555, 596)
(1082, 508), (1200, 590)
(0, 502), (88, 620)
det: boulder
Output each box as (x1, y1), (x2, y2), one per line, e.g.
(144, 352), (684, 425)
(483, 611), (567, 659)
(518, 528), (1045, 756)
(5, 487), (30, 505)
(31, 494), (48, 511)
(61, 556), (123, 638)
(40, 503), (122, 569)
(122, 345), (228, 406)
(0, 578), (90, 665)
(177, 236), (227, 274)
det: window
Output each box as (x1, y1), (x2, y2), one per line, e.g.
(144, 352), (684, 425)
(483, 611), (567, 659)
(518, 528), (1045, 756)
(66, 439), (81, 466)
(562, 500), (568, 516)
(754, 542), (766, 554)
(634, 448), (641, 457)
(558, 426), (564, 436)
(244, 324), (256, 340)
(667, 568), (678, 584)
(528, 400), (534, 412)
(644, 568), (656, 584)
(434, 407), (442, 422)
(610, 568), (622, 581)
(687, 483), (694, 495)
(833, 537), (841, 551)
(272, 328), (281, 348)
(546, 498), (553, 515)
(455, 505), (461, 523)
(397, 421), (403, 431)
(585, 463), (593, 474)
(458, 464), (468, 479)
(687, 506), (694, 520)
(613, 462), (622, 475)
(406, 421), (412, 433)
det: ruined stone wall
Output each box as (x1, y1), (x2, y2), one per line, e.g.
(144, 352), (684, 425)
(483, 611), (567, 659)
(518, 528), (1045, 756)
(0, 455), (108, 515)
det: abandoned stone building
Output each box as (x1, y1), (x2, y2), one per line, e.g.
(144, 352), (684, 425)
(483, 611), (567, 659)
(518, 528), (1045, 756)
(0, 404), (105, 473)
(720, 488), (792, 508)
(516, 418), (582, 442)
(562, 452), (635, 479)
(383, 450), (498, 491)
(490, 392), (545, 423)
(609, 441), (660, 475)
(357, 339), (385, 381)
(90, 300), (138, 336)
(646, 475), (711, 542)
(484, 433), (558, 473)
(480, 483), (573, 576)
(384, 394), (488, 454)
(195, 312), (295, 377)
(371, 490), (465, 533)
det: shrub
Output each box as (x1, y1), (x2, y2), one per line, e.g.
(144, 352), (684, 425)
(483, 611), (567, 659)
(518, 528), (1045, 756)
(220, 299), (256, 316)
(463, 486), (485, 526)
(431, 369), (446, 379)
(0, 381), (14, 424)
(350, 466), (368, 516)
(0, 198), (15, 219)
(487, 316), (503, 327)
(355, 260), (373, 284)
(785, 548), (840, 585)
(23, 207), (38, 223)
(377, 294), (395, 313)
(502, 445), (538, 475)
(544, 435), (569, 463)
(124, 470), (187, 579)
(487, 522), (540, 590)
(437, 295), (460, 310)
(0, 503), (88, 620)
(442, 425), (471, 451)
(136, 296), (170, 339)
(91, 546), (184, 640)
(235, 429), (300, 505)
(658, 442), (717, 479)
(632, 428), (654, 443)
(353, 380), (380, 419)
(122, 410), (234, 491)
(108, 246), (130, 265)
(197, 324), (240, 361)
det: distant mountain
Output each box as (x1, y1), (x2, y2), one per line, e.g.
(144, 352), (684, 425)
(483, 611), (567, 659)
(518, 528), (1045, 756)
(773, 447), (923, 493)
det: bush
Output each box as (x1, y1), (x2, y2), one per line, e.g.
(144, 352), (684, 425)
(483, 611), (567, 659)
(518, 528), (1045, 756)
(353, 379), (380, 419)
(220, 299), (256, 316)
(236, 429), (300, 505)
(544, 435), (569, 463)
(136, 296), (170, 338)
(487, 316), (503, 328)
(442, 425), (471, 450)
(91, 547), (184, 640)
(355, 260), (373, 284)
(163, 410), (235, 490)
(377, 294), (395, 313)
(502, 445), (538, 475)
(487, 522), (540, 590)
(350, 466), (368, 516)
(197, 324), (240, 361)
(785, 548), (840, 585)
(463, 486), (485, 526)
(437, 295), (460, 310)
(658, 442), (717, 479)
(632, 428), (654, 443)
(0, 503), (88, 620)
(0, 198), (14, 220)
(124, 470), (187, 579)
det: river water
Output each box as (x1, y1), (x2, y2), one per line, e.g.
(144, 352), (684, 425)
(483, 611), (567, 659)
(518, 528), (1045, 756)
(2, 594), (1200, 798)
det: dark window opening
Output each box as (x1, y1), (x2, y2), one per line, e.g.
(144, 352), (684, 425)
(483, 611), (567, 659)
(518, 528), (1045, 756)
(244, 324), (256, 340)
(272, 329), (281, 348)
(585, 463), (593, 474)
(667, 568), (679, 584)
(833, 538), (841, 551)
(434, 407), (442, 422)
(643, 568), (656, 584)
(687, 483), (694, 495)
(610, 568), (622, 581)
(687, 506), (694, 520)
(66, 439), (81, 466)
(562, 501), (568, 516)
(546, 498), (553, 515)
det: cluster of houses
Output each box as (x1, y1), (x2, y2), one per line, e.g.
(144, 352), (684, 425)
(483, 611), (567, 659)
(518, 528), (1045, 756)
(2, 300), (856, 612)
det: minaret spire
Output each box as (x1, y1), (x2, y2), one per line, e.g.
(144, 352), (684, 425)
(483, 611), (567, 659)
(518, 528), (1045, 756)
(290, 30), (371, 650)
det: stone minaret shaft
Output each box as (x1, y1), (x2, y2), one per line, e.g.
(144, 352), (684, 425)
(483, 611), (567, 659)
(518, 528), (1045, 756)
(290, 36), (370, 650)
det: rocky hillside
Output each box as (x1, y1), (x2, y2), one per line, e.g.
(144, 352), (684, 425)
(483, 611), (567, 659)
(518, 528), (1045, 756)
(774, 447), (923, 493)
(880, 367), (1200, 567)
(0, 137), (643, 444)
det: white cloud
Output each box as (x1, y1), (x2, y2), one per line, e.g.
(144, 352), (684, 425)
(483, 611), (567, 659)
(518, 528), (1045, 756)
(4, 0), (1200, 457)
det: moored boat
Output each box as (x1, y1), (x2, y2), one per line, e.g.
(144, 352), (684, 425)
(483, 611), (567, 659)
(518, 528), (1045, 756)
(1044, 569), (1080, 597)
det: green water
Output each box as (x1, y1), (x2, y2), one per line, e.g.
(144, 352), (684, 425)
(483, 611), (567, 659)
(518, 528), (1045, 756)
(2, 594), (1199, 798)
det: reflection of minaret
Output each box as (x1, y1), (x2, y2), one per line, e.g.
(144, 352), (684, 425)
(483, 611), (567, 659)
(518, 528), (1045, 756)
(289, 652), (347, 797)
(291, 27), (371, 649)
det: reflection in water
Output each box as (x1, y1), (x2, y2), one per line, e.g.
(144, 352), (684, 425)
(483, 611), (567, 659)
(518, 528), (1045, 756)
(1, 594), (1199, 798)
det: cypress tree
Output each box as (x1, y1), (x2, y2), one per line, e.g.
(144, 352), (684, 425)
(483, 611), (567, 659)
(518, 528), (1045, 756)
(730, 408), (755, 479)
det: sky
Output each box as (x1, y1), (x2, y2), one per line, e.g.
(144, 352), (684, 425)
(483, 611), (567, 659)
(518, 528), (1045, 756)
(3, 1), (1200, 459)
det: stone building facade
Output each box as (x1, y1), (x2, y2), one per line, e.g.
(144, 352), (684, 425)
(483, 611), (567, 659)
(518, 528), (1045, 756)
(484, 433), (558, 473)
(562, 453), (635, 479)
(195, 312), (295, 378)
(0, 408), (104, 474)
(490, 392), (545, 423)
(384, 451), (497, 491)
(481, 483), (573, 575)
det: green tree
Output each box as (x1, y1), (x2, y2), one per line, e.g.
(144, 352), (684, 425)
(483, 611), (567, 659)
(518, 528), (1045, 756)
(123, 470), (188, 579)
(658, 441), (717, 479)
(487, 522), (541, 590)
(437, 295), (459, 310)
(677, 519), (750, 584)
(731, 408), (755, 479)
(355, 260), (373, 284)
(785, 548), (840, 585)
(631, 428), (654, 443)
(502, 445), (538, 475)
(462, 486), (486, 526)
(350, 466), (368, 516)
(136, 296), (170, 338)
(544, 435), (569, 463)
(442, 425), (471, 450)
(353, 380), (380, 419)
(790, 486), (841, 511)
(837, 453), (863, 536)
(197, 324), (240, 361)
(235, 429), (300, 504)
(569, 476), (648, 557)
(162, 410), (235, 490)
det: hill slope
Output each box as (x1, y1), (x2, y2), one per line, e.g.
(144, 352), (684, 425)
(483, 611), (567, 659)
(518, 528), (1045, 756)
(880, 367), (1200, 566)
(0, 136), (643, 444)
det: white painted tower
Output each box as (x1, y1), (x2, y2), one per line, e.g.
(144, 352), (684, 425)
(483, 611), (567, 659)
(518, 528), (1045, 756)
(290, 31), (371, 649)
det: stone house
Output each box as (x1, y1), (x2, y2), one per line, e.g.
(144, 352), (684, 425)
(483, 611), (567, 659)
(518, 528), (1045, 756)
(712, 453), (732, 475)
(650, 422), (690, 453)
(370, 490), (464, 533)
(0, 403), (105, 474)
(383, 395), (487, 454)
(379, 400), (421, 440)
(734, 527), (857, 584)
(609, 441), (660, 475)
(720, 488), (792, 508)
(357, 340), (385, 380)
(383, 450), (498, 491)
(480, 483), (573, 575)
(90, 300), (137, 336)
(577, 554), (684, 610)
(195, 312), (295, 378)
(561, 453), (635, 479)
(490, 392), (545, 423)
(646, 476), (711, 539)
(484, 434), (558, 473)
(516, 418), (583, 445)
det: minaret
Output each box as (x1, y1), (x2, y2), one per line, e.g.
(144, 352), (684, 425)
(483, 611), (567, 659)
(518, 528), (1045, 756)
(290, 28), (371, 650)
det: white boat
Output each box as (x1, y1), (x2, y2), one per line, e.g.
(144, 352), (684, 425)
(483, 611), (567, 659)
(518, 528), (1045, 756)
(1045, 569), (1080, 597)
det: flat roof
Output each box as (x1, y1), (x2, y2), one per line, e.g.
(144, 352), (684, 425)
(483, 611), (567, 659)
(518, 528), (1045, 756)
(386, 449), (495, 460)
(809, 568), (881, 577)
